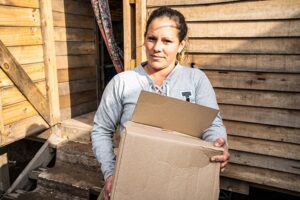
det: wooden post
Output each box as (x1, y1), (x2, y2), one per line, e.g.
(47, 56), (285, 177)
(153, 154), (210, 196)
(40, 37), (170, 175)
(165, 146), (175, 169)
(0, 150), (10, 192)
(39, 0), (61, 125)
(135, 0), (147, 66)
(123, 0), (134, 70)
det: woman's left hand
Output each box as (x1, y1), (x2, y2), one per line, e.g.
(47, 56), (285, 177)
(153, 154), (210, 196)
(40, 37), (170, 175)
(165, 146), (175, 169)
(210, 137), (230, 172)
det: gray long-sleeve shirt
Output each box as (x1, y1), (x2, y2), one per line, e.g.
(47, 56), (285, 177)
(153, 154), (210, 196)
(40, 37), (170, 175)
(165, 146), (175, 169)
(91, 63), (227, 180)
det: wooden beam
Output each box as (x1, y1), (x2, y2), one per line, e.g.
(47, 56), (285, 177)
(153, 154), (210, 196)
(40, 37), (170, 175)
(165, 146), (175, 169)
(0, 88), (4, 144)
(40, 0), (61, 126)
(123, 0), (134, 70)
(135, 0), (147, 65)
(0, 40), (50, 125)
(53, 11), (95, 30)
(55, 41), (95, 56)
(0, 0), (39, 8)
(220, 177), (249, 195)
(54, 27), (94, 42)
(147, 0), (238, 6)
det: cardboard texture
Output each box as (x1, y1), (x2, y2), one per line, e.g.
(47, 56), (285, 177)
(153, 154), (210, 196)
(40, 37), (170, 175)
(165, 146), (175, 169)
(111, 91), (223, 200)
(132, 91), (219, 138)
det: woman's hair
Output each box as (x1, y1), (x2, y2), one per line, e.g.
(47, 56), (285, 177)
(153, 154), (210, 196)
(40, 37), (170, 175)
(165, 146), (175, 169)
(144, 6), (188, 42)
(144, 6), (189, 63)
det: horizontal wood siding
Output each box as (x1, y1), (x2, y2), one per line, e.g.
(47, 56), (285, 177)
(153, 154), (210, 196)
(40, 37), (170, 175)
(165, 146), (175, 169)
(52, 0), (97, 120)
(147, 0), (300, 193)
(0, 1), (50, 146)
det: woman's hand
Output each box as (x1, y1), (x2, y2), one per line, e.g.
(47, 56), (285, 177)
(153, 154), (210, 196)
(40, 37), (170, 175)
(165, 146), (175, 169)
(103, 176), (113, 200)
(210, 137), (230, 172)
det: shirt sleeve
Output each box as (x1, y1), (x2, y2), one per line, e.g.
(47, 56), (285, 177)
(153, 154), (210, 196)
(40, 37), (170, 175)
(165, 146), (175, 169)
(195, 70), (227, 143)
(91, 76), (123, 180)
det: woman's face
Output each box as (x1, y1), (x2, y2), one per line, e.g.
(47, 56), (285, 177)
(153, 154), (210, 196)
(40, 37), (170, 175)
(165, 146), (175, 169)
(144, 17), (185, 71)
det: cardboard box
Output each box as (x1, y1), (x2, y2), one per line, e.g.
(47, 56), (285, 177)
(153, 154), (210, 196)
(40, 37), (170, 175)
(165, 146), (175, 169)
(111, 91), (223, 200)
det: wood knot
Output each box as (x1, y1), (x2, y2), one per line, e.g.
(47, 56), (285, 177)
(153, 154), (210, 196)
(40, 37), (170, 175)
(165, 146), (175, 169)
(3, 63), (9, 70)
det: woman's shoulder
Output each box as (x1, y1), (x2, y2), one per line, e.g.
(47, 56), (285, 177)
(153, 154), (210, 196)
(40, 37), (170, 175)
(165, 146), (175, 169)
(111, 65), (144, 82)
(177, 64), (207, 79)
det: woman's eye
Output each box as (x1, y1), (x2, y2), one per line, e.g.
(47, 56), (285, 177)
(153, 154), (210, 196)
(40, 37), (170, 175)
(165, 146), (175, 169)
(163, 40), (172, 44)
(147, 37), (156, 41)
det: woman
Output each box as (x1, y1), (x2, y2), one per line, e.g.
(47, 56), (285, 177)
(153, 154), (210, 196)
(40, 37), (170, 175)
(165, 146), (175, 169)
(92, 6), (229, 200)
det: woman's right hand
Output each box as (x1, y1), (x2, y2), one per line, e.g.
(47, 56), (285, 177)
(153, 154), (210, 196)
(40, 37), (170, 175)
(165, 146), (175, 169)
(104, 176), (113, 200)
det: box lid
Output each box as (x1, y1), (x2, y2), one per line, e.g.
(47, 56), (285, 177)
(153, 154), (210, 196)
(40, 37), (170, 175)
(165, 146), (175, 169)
(131, 91), (219, 138)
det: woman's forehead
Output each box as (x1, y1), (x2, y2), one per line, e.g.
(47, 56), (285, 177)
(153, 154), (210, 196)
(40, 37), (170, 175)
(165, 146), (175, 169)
(147, 17), (179, 35)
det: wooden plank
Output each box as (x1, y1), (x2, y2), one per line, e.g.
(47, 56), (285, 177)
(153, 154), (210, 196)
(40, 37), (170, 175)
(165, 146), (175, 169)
(123, 0), (134, 70)
(228, 135), (300, 160)
(152, 0), (300, 22)
(2, 101), (38, 125)
(222, 163), (300, 192)
(186, 54), (300, 73)
(0, 41), (50, 124)
(56, 55), (96, 69)
(0, 5), (40, 26)
(58, 79), (97, 95)
(136, 0), (147, 65)
(52, 0), (93, 16)
(220, 104), (300, 128)
(2, 81), (46, 107)
(8, 45), (44, 65)
(147, 0), (238, 6)
(2, 115), (48, 147)
(60, 100), (97, 120)
(55, 42), (95, 56)
(205, 71), (300, 92)
(0, 27), (42, 47)
(215, 88), (300, 110)
(59, 90), (97, 109)
(0, 0), (39, 8)
(0, 88), (4, 143)
(229, 150), (300, 175)
(53, 11), (95, 29)
(57, 67), (96, 83)
(40, 0), (60, 126)
(188, 20), (300, 38)
(224, 120), (300, 145)
(0, 63), (45, 88)
(220, 177), (249, 195)
(188, 38), (300, 54)
(54, 27), (94, 42)
(0, 152), (10, 191)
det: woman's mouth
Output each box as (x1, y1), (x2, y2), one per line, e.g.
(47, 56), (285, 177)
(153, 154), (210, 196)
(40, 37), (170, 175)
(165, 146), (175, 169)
(151, 55), (164, 60)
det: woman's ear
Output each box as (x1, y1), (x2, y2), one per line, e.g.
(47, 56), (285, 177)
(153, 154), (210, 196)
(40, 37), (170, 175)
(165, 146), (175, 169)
(178, 40), (186, 53)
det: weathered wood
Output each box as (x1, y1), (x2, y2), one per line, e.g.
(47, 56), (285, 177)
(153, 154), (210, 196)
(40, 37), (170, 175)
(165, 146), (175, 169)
(56, 55), (96, 69)
(2, 82), (46, 107)
(0, 5), (40, 26)
(205, 71), (300, 92)
(0, 41), (50, 124)
(52, 0), (93, 16)
(136, 0), (147, 65)
(55, 42), (95, 56)
(186, 54), (300, 73)
(60, 100), (97, 121)
(54, 27), (95, 42)
(2, 115), (48, 147)
(147, 0), (239, 6)
(8, 45), (44, 65)
(53, 11), (95, 29)
(220, 177), (249, 195)
(2, 101), (38, 125)
(0, 152), (10, 191)
(153, 0), (300, 22)
(215, 88), (300, 110)
(6, 138), (55, 193)
(229, 150), (300, 175)
(40, 0), (60, 126)
(220, 104), (300, 128)
(224, 120), (300, 145)
(188, 20), (300, 38)
(59, 90), (97, 109)
(0, 63), (45, 88)
(57, 67), (96, 83)
(222, 163), (300, 192)
(123, 0), (134, 70)
(188, 38), (300, 54)
(58, 79), (97, 96)
(0, 0), (39, 8)
(0, 27), (42, 46)
(228, 135), (300, 160)
(0, 88), (4, 144)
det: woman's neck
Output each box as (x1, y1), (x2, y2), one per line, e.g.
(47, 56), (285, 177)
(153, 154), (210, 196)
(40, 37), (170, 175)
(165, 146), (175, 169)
(144, 63), (176, 86)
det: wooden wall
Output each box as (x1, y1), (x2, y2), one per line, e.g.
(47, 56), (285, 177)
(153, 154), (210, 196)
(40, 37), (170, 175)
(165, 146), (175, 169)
(129, 0), (300, 194)
(0, 1), (49, 146)
(52, 0), (98, 121)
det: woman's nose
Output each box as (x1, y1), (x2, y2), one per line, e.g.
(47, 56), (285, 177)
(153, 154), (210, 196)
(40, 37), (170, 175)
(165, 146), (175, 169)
(153, 41), (163, 52)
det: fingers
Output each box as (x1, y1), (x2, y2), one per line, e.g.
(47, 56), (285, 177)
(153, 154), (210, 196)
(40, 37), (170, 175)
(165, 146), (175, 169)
(213, 137), (226, 147)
